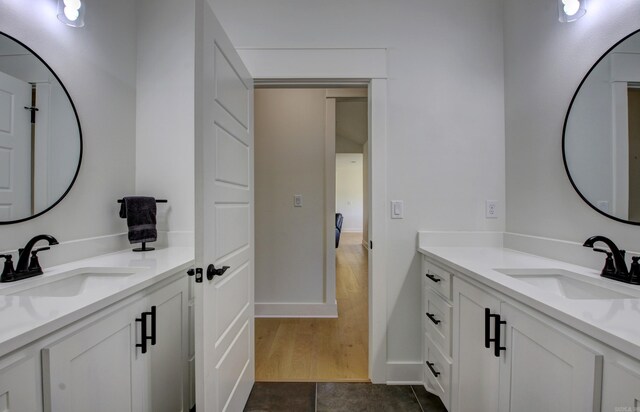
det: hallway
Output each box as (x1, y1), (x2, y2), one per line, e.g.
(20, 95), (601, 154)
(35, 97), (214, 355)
(255, 232), (369, 381)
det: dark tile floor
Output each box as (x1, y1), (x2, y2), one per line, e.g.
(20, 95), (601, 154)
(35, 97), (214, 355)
(243, 382), (448, 412)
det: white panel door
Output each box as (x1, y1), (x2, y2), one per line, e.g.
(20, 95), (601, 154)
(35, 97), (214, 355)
(194, 1), (254, 411)
(498, 303), (602, 412)
(0, 71), (31, 220)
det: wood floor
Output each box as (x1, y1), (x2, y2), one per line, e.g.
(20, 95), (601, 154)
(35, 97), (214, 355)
(255, 232), (369, 382)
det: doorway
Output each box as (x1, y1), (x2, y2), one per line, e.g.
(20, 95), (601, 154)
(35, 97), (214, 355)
(628, 87), (640, 220)
(253, 86), (370, 381)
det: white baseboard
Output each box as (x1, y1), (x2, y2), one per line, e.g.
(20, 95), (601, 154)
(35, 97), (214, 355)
(385, 361), (423, 385)
(418, 231), (504, 248)
(255, 302), (338, 318)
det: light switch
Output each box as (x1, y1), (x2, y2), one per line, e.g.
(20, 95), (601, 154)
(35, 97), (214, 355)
(391, 200), (404, 219)
(294, 195), (303, 207)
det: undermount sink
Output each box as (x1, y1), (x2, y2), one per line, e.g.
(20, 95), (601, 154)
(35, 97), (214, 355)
(494, 268), (638, 300)
(0, 267), (141, 297)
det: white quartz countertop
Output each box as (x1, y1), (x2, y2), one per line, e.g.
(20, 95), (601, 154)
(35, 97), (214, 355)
(0, 246), (194, 358)
(418, 246), (640, 361)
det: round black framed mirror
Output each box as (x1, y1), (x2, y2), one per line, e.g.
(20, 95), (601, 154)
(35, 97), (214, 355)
(0, 31), (82, 224)
(563, 28), (640, 225)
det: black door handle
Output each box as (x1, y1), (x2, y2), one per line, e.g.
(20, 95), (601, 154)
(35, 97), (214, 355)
(187, 268), (194, 277)
(207, 264), (230, 280)
(426, 312), (441, 325)
(425, 273), (441, 283)
(426, 361), (440, 377)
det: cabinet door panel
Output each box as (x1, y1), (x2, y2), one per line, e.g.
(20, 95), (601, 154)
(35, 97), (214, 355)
(43, 304), (143, 412)
(0, 355), (42, 412)
(452, 277), (501, 412)
(499, 303), (602, 412)
(602, 359), (640, 411)
(145, 278), (188, 412)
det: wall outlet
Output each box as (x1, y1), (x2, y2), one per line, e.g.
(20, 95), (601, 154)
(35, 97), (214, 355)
(485, 200), (498, 218)
(294, 194), (303, 207)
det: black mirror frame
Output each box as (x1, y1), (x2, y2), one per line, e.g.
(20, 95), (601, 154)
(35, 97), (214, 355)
(0, 31), (83, 225)
(562, 27), (640, 226)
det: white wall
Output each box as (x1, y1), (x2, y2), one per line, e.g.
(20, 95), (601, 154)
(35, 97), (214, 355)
(505, 0), (640, 257)
(135, 0), (195, 240)
(210, 0), (506, 363)
(0, 0), (137, 263)
(336, 154), (364, 232)
(254, 88), (327, 305)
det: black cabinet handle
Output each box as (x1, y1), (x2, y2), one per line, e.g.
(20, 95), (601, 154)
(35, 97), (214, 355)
(426, 361), (440, 377)
(425, 273), (441, 283)
(136, 309), (155, 353)
(150, 305), (157, 346)
(136, 313), (149, 354)
(484, 308), (491, 349)
(493, 314), (506, 357)
(426, 312), (441, 325)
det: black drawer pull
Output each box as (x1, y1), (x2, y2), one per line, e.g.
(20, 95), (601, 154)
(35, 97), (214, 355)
(425, 273), (441, 283)
(426, 361), (440, 377)
(426, 312), (441, 325)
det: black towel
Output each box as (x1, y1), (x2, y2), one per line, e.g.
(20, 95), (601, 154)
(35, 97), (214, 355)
(119, 196), (157, 244)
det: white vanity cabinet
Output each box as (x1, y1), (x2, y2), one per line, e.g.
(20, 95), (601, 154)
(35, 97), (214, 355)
(0, 352), (43, 412)
(421, 251), (610, 412)
(451, 276), (602, 412)
(41, 274), (188, 412)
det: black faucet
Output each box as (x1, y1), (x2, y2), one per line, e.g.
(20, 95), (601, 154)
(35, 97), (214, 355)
(0, 234), (58, 282)
(582, 235), (639, 284)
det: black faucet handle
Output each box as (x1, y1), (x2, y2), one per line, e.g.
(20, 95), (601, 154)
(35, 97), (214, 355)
(0, 254), (15, 282)
(28, 247), (50, 273)
(630, 256), (640, 285)
(593, 248), (616, 276)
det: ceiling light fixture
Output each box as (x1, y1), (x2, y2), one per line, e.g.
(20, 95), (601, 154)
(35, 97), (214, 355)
(559, 0), (586, 23)
(57, 0), (85, 28)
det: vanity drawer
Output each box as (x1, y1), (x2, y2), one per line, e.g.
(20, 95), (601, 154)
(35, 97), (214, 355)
(424, 333), (451, 411)
(422, 258), (453, 301)
(423, 288), (452, 357)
